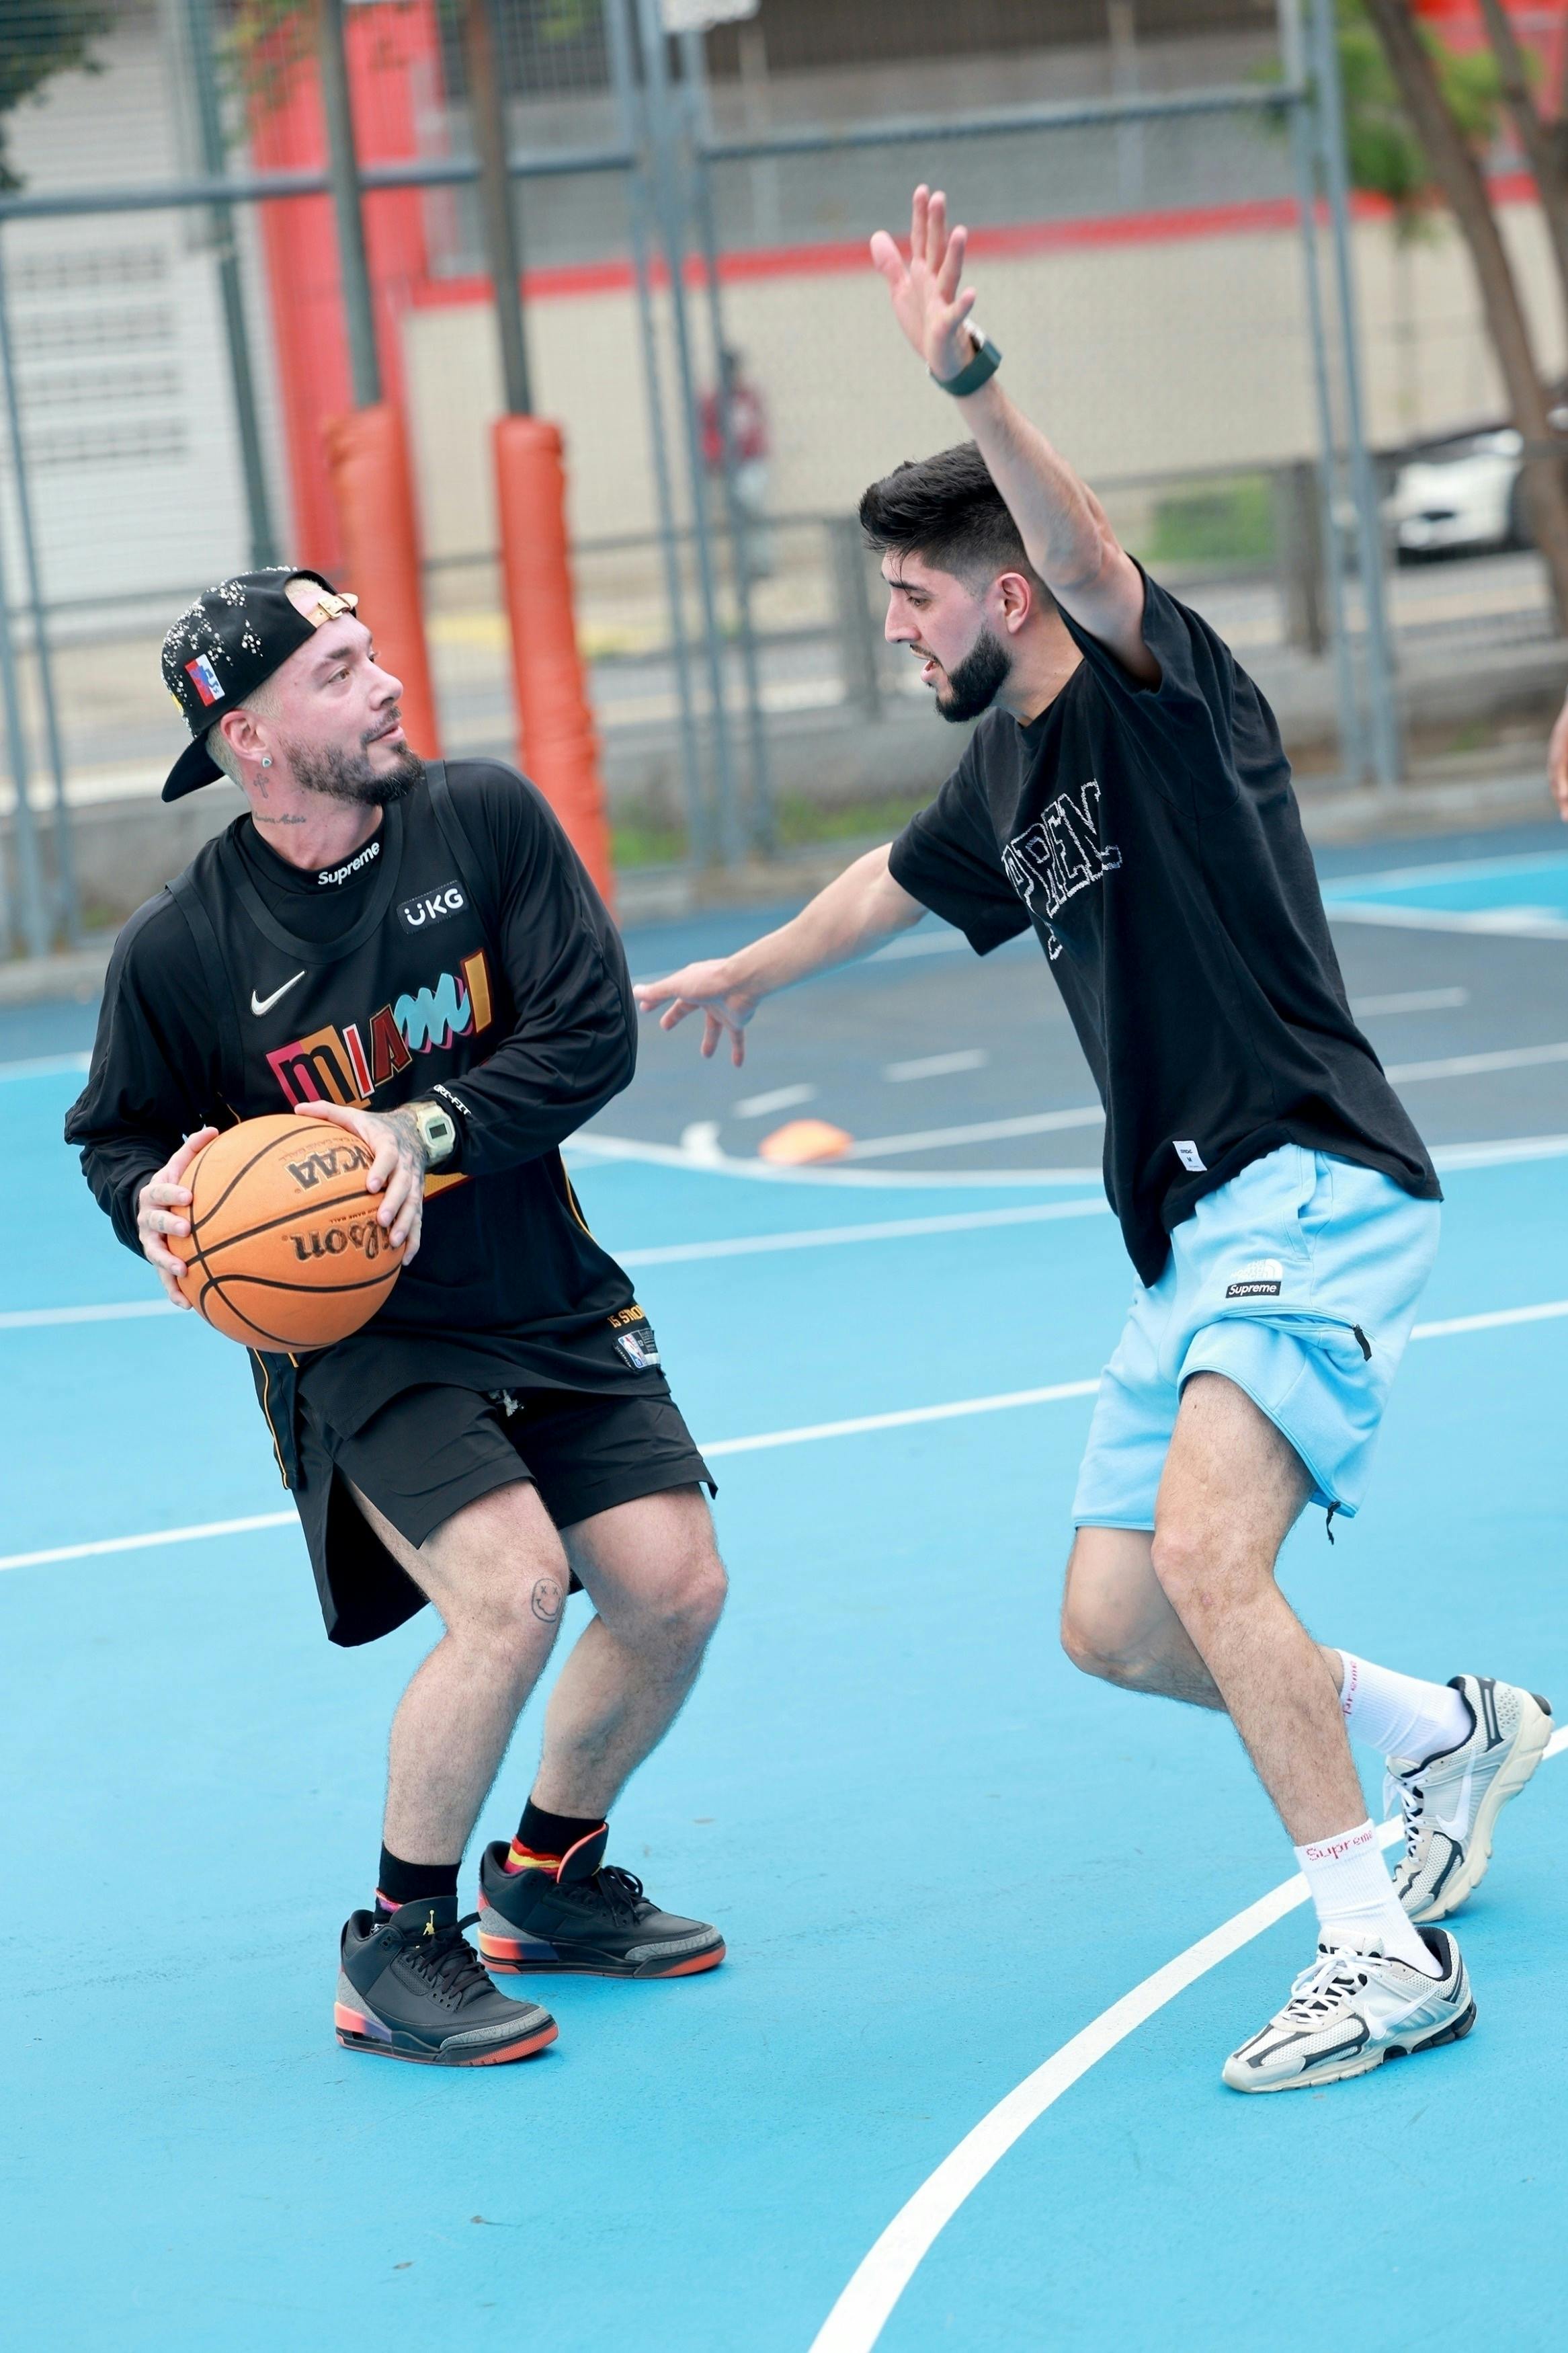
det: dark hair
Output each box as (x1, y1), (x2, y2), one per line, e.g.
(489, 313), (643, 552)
(858, 442), (1050, 601)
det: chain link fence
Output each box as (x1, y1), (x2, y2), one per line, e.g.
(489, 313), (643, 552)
(2, 0), (1554, 957)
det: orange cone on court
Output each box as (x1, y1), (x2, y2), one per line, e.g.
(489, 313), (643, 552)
(323, 401), (441, 760)
(757, 1119), (854, 1165)
(493, 413), (614, 911)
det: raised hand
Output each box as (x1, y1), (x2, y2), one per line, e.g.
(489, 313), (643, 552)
(869, 185), (980, 384)
(632, 960), (759, 1068)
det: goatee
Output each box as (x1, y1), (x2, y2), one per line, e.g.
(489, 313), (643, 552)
(284, 729), (425, 807)
(935, 626), (1011, 723)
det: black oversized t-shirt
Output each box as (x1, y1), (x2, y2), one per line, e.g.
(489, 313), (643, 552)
(889, 571), (1439, 1286)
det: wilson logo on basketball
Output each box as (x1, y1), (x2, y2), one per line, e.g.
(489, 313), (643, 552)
(289, 1217), (388, 1263)
(286, 1143), (374, 1191)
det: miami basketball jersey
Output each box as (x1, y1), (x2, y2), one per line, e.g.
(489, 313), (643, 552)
(166, 763), (653, 1438)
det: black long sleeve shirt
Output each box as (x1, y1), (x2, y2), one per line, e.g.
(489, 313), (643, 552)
(66, 761), (660, 1430)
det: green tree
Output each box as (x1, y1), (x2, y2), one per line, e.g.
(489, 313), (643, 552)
(0, 0), (113, 193)
(1335, 0), (1501, 233)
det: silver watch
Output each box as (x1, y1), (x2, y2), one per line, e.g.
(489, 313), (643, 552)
(410, 1101), (458, 1165)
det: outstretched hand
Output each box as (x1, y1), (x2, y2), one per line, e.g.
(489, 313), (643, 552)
(632, 960), (758, 1068)
(1550, 691), (1568, 820)
(869, 185), (980, 383)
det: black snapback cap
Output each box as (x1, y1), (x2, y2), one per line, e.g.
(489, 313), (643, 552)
(159, 567), (359, 803)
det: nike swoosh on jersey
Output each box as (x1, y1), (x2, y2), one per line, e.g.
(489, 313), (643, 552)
(250, 971), (306, 1016)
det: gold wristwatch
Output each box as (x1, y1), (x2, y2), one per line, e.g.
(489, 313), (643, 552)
(410, 1100), (458, 1165)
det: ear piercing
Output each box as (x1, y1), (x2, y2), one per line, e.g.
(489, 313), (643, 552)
(260, 756), (272, 768)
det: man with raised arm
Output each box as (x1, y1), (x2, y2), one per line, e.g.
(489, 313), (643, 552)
(636, 187), (1551, 2093)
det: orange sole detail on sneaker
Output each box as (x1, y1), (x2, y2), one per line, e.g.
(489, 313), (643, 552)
(476, 1937), (725, 1979)
(333, 2001), (559, 2065)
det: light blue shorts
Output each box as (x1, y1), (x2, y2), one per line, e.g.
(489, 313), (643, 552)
(1072, 1144), (1440, 1529)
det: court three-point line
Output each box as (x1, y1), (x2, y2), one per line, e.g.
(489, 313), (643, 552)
(6, 1291), (1568, 1574)
(805, 1728), (1568, 2353)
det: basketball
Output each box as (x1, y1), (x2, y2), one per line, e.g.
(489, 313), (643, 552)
(170, 1113), (407, 1349)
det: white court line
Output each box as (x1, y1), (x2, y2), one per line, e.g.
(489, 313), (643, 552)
(569, 1127), (1568, 1187)
(1328, 903), (1568, 941)
(735, 1084), (819, 1119)
(882, 1049), (989, 1083)
(0, 1052), (89, 1082)
(843, 1109), (1103, 1160)
(618, 1200), (1111, 1267)
(0, 1510), (296, 1573)
(0, 1202), (1116, 1330)
(808, 1729), (1568, 2353)
(568, 1133), (1104, 1187)
(1385, 1041), (1568, 1084)
(0, 1299), (177, 1330)
(1352, 987), (1468, 1018)
(1325, 848), (1568, 893)
(7, 1289), (1568, 1574)
(701, 1381), (1102, 1460)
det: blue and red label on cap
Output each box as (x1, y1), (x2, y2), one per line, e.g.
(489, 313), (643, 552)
(185, 653), (223, 707)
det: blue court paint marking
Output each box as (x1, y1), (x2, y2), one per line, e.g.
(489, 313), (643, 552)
(807, 1729), (1568, 2353)
(1323, 848), (1568, 896)
(7, 1291), (1567, 1577)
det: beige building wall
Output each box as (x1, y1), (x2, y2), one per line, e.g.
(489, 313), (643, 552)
(402, 193), (1568, 576)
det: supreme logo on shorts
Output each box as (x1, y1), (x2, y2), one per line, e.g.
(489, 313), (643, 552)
(398, 881), (466, 931)
(1227, 1257), (1284, 1300)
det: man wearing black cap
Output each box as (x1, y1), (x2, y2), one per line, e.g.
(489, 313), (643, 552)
(67, 569), (729, 2067)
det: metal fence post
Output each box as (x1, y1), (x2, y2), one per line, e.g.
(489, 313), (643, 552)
(319, 0), (382, 409)
(1307, 0), (1403, 793)
(606, 0), (708, 866)
(828, 515), (882, 719)
(1278, 0), (1366, 786)
(463, 0), (532, 419)
(681, 28), (773, 853)
(185, 0), (278, 571)
(0, 517), (50, 959)
(0, 232), (77, 941)
(634, 0), (742, 868)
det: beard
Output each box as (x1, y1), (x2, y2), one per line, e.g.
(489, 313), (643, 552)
(934, 625), (1012, 723)
(284, 725), (425, 807)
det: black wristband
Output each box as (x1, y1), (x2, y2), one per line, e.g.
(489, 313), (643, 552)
(932, 332), (1002, 397)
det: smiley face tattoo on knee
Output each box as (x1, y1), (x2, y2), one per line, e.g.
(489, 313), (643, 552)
(530, 1576), (565, 1626)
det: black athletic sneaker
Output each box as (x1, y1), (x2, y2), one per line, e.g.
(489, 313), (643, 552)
(475, 1829), (725, 1979)
(335, 1894), (559, 2065)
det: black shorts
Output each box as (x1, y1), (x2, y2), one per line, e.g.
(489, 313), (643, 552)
(291, 1383), (713, 1649)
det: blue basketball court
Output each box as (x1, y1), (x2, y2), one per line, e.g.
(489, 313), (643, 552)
(6, 820), (1568, 2349)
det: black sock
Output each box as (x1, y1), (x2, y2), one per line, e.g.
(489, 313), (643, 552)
(511, 1799), (605, 1866)
(376, 1846), (460, 1914)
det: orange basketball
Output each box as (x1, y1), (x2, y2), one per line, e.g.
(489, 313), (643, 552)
(170, 1113), (407, 1349)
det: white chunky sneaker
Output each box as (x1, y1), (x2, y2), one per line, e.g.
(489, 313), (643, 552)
(1223, 1929), (1473, 2093)
(1387, 1675), (1553, 1924)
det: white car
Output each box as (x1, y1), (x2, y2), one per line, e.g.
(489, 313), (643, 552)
(1382, 429), (1526, 559)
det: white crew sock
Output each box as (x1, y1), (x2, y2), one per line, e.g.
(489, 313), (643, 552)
(1335, 1652), (1473, 1765)
(1294, 1819), (1433, 1969)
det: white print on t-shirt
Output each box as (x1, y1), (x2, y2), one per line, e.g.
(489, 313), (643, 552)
(1000, 781), (1121, 959)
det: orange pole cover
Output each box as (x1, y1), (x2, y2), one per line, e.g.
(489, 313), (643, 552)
(493, 413), (615, 912)
(323, 402), (441, 759)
